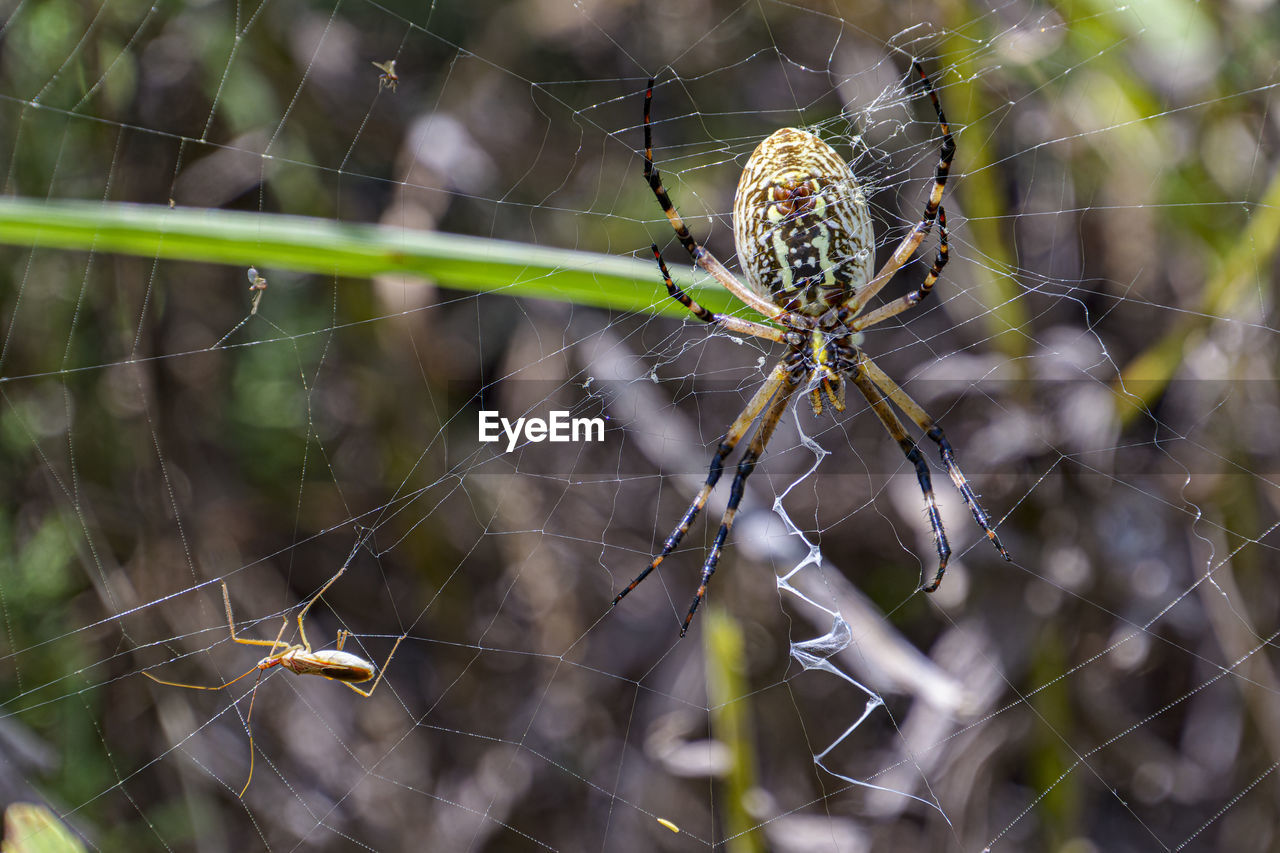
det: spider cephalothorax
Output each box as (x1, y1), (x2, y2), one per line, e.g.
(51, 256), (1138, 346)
(795, 324), (858, 415)
(615, 62), (1010, 637)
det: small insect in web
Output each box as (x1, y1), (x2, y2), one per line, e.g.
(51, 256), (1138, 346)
(613, 62), (1011, 636)
(246, 265), (267, 314)
(372, 60), (399, 92)
(142, 571), (404, 796)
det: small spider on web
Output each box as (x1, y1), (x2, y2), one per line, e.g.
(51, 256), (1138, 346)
(613, 61), (1011, 637)
(142, 568), (404, 796)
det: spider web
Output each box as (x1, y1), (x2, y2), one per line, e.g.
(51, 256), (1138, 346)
(1, 0), (1279, 850)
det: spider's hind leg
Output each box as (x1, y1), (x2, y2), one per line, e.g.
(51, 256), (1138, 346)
(651, 245), (787, 342)
(641, 78), (790, 320)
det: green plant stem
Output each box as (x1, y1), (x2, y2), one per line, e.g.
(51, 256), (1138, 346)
(705, 606), (764, 853)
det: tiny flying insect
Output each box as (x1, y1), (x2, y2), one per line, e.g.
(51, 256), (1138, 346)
(372, 60), (398, 92)
(143, 571), (404, 796)
(246, 266), (267, 314)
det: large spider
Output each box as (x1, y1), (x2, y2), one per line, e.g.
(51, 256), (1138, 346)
(613, 62), (1010, 636)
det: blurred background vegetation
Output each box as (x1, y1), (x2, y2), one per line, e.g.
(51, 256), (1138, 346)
(1, 0), (1279, 851)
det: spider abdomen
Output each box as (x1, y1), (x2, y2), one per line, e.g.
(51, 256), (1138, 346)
(733, 128), (874, 317)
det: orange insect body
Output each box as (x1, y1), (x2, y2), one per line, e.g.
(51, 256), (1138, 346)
(265, 647), (376, 683)
(143, 578), (403, 796)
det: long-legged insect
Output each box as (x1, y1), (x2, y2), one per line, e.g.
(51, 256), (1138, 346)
(143, 570), (404, 796)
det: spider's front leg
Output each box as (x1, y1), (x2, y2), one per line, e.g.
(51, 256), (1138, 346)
(852, 354), (1010, 591)
(858, 357), (1010, 573)
(613, 363), (797, 636)
(847, 368), (952, 587)
(678, 372), (797, 635)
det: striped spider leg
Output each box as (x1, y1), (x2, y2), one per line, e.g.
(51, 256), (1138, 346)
(847, 350), (1010, 591)
(143, 570), (404, 795)
(617, 63), (1008, 637)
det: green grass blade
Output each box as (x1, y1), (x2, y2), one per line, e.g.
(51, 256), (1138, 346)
(2, 803), (87, 853)
(0, 197), (757, 320)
